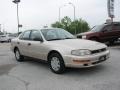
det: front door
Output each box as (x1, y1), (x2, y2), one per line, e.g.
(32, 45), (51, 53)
(100, 25), (115, 42)
(27, 30), (47, 60)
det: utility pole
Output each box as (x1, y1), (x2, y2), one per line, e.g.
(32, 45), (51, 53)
(59, 3), (76, 34)
(12, 0), (21, 35)
(0, 24), (1, 32)
(68, 2), (76, 21)
(59, 5), (66, 22)
(68, 2), (76, 34)
(107, 0), (115, 22)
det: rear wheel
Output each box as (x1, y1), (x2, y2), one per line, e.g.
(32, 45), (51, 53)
(14, 48), (24, 62)
(8, 39), (11, 42)
(48, 53), (66, 74)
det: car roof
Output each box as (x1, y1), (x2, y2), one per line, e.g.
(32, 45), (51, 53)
(23, 28), (63, 32)
(104, 22), (120, 25)
(40, 28), (62, 30)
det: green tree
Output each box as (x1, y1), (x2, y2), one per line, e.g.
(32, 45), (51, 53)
(51, 16), (90, 34)
(61, 16), (71, 31)
(51, 21), (63, 28)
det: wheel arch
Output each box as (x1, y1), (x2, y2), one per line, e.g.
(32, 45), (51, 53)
(47, 50), (63, 61)
(14, 46), (19, 53)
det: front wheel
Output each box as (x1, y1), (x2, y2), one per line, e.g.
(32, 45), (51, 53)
(48, 53), (66, 74)
(8, 39), (11, 42)
(14, 48), (24, 62)
(109, 40), (115, 45)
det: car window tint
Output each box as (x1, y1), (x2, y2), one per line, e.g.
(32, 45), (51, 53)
(103, 25), (112, 31)
(113, 24), (120, 30)
(30, 30), (42, 41)
(41, 29), (75, 41)
(46, 30), (57, 40)
(21, 31), (31, 40)
(91, 25), (105, 32)
(19, 33), (24, 39)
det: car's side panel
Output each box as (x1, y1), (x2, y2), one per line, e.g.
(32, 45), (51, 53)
(16, 39), (31, 56)
(112, 24), (120, 39)
(25, 41), (49, 61)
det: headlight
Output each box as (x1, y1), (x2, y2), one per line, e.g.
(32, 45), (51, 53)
(82, 35), (86, 39)
(71, 49), (91, 56)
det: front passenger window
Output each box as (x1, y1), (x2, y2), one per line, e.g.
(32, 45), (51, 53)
(30, 30), (42, 41)
(103, 25), (112, 32)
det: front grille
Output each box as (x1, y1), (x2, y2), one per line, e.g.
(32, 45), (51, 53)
(77, 35), (82, 38)
(91, 48), (106, 54)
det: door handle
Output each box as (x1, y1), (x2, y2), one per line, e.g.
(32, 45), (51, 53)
(28, 43), (31, 46)
(17, 42), (20, 44)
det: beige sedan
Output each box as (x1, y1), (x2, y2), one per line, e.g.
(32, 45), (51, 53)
(11, 28), (110, 74)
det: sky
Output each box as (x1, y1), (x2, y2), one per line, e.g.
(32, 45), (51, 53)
(0, 0), (120, 33)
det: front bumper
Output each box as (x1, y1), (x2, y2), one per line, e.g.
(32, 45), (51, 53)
(63, 50), (110, 68)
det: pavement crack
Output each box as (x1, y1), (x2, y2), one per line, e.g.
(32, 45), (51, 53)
(0, 64), (16, 76)
(7, 74), (30, 90)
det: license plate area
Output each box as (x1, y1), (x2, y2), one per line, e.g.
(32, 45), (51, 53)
(92, 55), (106, 65)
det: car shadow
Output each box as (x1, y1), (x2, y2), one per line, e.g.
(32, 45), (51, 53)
(64, 65), (107, 76)
(23, 57), (48, 67)
(22, 57), (107, 76)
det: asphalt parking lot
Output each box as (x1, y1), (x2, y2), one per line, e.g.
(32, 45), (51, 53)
(0, 43), (120, 90)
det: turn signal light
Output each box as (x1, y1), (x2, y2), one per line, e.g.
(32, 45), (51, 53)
(73, 60), (91, 64)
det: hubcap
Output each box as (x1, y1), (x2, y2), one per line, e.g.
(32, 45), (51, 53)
(15, 50), (20, 60)
(51, 57), (60, 71)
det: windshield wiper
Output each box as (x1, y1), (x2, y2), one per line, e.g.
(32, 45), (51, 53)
(47, 37), (75, 41)
(47, 38), (64, 41)
(64, 37), (75, 39)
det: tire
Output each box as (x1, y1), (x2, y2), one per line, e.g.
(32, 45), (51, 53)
(14, 48), (24, 62)
(8, 39), (11, 42)
(48, 53), (66, 74)
(109, 40), (115, 45)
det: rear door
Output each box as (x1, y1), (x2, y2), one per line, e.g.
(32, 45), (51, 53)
(18, 30), (31, 56)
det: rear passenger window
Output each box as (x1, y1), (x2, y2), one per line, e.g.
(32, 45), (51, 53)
(20, 31), (31, 40)
(103, 25), (112, 31)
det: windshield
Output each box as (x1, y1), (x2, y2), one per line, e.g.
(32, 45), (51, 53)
(41, 29), (75, 41)
(91, 25), (105, 32)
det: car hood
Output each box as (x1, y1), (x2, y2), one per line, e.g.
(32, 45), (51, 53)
(48, 39), (107, 50)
